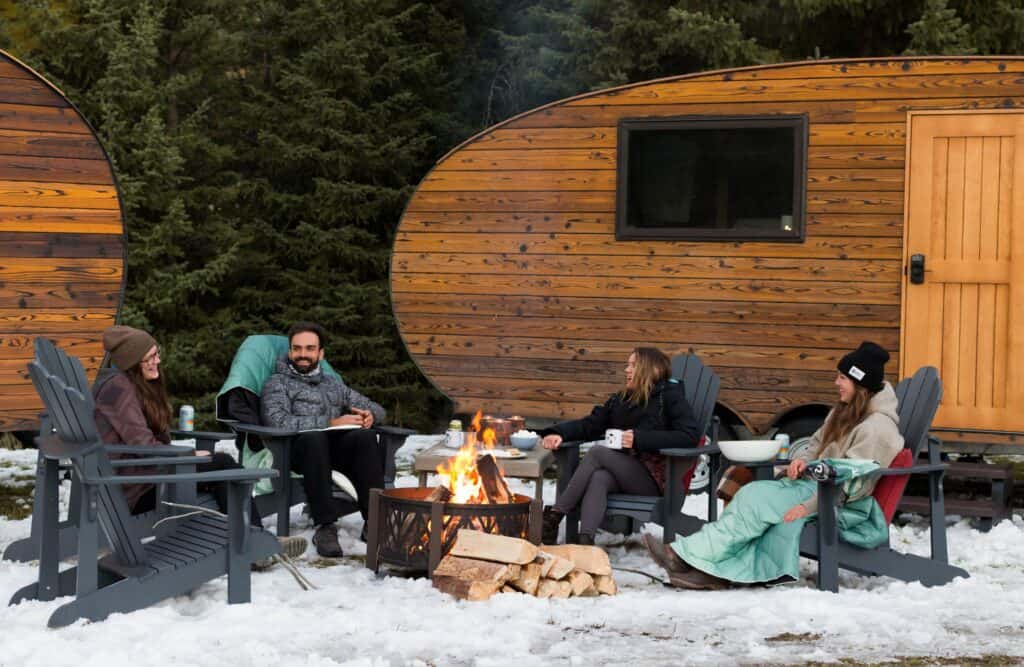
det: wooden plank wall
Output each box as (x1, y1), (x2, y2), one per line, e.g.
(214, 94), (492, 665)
(393, 58), (1024, 432)
(0, 53), (123, 431)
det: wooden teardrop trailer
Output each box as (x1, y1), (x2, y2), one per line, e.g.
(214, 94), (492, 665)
(391, 56), (1024, 453)
(0, 50), (124, 434)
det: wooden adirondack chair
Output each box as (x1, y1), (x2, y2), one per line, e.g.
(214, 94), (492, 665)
(3, 338), (206, 564)
(554, 353), (723, 544)
(9, 360), (280, 628)
(800, 366), (968, 592)
(216, 334), (414, 536)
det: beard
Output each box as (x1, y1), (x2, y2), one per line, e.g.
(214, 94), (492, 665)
(289, 357), (320, 374)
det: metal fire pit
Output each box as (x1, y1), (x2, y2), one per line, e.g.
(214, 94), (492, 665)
(366, 487), (541, 575)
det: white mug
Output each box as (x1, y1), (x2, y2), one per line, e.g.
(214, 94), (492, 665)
(605, 429), (624, 449)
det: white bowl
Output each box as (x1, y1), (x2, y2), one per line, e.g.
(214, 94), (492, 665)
(509, 434), (539, 450)
(718, 439), (781, 463)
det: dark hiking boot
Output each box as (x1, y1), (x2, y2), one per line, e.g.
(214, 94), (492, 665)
(642, 532), (692, 576)
(577, 533), (595, 546)
(541, 506), (564, 545)
(313, 523), (344, 558)
(668, 568), (733, 591)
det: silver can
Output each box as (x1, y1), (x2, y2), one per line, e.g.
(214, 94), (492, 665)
(179, 404), (195, 432)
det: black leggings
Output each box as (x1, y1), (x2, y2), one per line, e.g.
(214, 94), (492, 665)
(553, 445), (659, 536)
(132, 452), (263, 527)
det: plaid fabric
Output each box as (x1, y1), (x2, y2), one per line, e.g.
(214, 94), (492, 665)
(716, 465), (754, 504)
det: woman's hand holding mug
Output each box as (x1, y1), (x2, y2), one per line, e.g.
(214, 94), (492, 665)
(620, 430), (634, 448)
(542, 434), (563, 450)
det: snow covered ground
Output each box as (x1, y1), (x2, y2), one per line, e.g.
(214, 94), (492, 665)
(1, 439), (1023, 666)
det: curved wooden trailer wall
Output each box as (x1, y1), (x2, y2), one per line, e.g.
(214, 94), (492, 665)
(393, 57), (1024, 434)
(0, 51), (124, 432)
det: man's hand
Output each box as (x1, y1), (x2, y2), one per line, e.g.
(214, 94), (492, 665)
(783, 504), (809, 523)
(621, 430), (635, 449)
(542, 434), (563, 450)
(330, 413), (364, 427)
(351, 407), (374, 428)
(786, 459), (807, 480)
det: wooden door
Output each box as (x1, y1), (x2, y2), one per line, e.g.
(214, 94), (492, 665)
(903, 112), (1024, 431)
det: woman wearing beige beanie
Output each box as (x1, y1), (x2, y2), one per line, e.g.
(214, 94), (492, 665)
(92, 325), (307, 560)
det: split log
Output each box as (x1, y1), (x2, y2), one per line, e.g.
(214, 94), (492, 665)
(477, 454), (512, 503)
(567, 569), (596, 597)
(501, 585), (516, 594)
(554, 580), (573, 598)
(593, 574), (617, 596)
(509, 562), (541, 595)
(536, 579), (559, 599)
(535, 552), (556, 578)
(426, 485), (452, 503)
(432, 575), (502, 601)
(540, 545), (612, 576)
(537, 550), (574, 580)
(450, 529), (538, 564)
(433, 555), (518, 584)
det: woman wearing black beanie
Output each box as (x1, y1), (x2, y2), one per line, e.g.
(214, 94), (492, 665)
(643, 341), (904, 590)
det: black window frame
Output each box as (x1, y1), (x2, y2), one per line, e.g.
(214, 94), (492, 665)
(615, 114), (809, 242)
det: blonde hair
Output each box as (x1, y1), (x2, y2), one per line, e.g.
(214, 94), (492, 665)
(817, 383), (873, 451)
(621, 347), (672, 406)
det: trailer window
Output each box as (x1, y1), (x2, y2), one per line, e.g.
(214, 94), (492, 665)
(616, 115), (807, 241)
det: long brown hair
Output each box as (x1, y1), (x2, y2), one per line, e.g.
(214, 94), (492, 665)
(125, 364), (171, 442)
(817, 383), (874, 451)
(621, 347), (672, 406)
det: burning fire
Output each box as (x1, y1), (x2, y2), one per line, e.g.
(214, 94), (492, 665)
(436, 410), (507, 503)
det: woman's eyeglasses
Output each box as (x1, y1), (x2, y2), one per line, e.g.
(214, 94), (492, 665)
(141, 349), (161, 365)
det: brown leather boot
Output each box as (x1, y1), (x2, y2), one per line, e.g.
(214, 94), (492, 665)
(668, 568), (733, 591)
(642, 532), (692, 576)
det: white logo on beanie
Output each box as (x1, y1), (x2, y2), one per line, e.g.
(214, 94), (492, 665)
(848, 366), (866, 381)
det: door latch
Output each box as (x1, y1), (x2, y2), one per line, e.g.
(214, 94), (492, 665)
(909, 254), (926, 284)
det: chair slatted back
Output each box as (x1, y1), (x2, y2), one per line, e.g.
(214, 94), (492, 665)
(34, 337), (90, 395)
(894, 366), (942, 458)
(671, 354), (721, 438)
(27, 361), (149, 566)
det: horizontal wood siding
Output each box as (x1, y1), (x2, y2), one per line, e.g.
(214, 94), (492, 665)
(0, 52), (124, 430)
(392, 58), (1024, 432)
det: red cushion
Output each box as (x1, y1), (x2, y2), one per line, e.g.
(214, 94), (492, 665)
(872, 448), (913, 523)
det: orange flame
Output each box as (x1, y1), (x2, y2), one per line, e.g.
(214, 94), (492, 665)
(481, 428), (497, 448)
(436, 441), (484, 503)
(470, 410), (482, 433)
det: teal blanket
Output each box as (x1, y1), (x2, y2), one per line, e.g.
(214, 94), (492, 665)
(217, 334), (342, 495)
(671, 459), (890, 583)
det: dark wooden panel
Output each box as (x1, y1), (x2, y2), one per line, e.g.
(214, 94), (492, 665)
(399, 314), (897, 350)
(810, 123), (906, 146)
(806, 214), (902, 237)
(0, 154), (113, 185)
(0, 258), (122, 283)
(0, 129), (107, 159)
(463, 127), (616, 151)
(399, 212), (613, 235)
(452, 397), (595, 421)
(395, 232), (903, 259)
(806, 192), (904, 215)
(807, 146), (905, 169)
(406, 190), (614, 213)
(0, 308), (116, 332)
(0, 103), (91, 134)
(403, 335), (877, 371)
(0, 284), (122, 308)
(0, 60), (36, 80)
(420, 170), (615, 192)
(849, 95), (1024, 123)
(0, 333), (106, 356)
(0, 409), (41, 431)
(807, 169), (903, 192)
(0, 76), (67, 107)
(0, 232), (123, 258)
(567, 73), (1024, 106)
(0, 206), (123, 234)
(437, 148), (616, 171)
(718, 60), (1024, 80)
(393, 293), (901, 327)
(393, 252), (900, 282)
(0, 180), (120, 209)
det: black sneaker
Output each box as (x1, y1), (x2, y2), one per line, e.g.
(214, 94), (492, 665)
(313, 523), (343, 558)
(541, 506), (564, 545)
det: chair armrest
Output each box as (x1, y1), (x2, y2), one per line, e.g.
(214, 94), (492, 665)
(874, 463), (948, 476)
(85, 467), (279, 485)
(661, 444), (720, 458)
(110, 455), (212, 468)
(104, 444), (196, 456)
(230, 422), (300, 438)
(373, 425), (416, 437)
(556, 440), (582, 452)
(170, 429), (232, 441)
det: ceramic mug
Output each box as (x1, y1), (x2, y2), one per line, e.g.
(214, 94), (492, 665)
(605, 428), (624, 449)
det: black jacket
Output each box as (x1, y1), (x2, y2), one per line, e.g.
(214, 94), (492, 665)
(540, 379), (701, 452)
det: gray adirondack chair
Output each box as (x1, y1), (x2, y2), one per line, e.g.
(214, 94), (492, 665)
(800, 366), (968, 591)
(216, 334), (414, 536)
(554, 353), (723, 544)
(3, 338), (206, 564)
(9, 360), (280, 627)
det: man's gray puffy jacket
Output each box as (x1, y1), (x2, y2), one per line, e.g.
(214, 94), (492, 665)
(260, 355), (386, 431)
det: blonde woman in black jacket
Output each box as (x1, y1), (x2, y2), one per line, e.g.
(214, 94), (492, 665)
(540, 347), (701, 545)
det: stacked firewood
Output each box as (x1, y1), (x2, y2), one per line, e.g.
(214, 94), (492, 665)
(432, 529), (618, 601)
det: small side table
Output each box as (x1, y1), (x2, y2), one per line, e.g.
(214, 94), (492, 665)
(414, 444), (555, 502)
